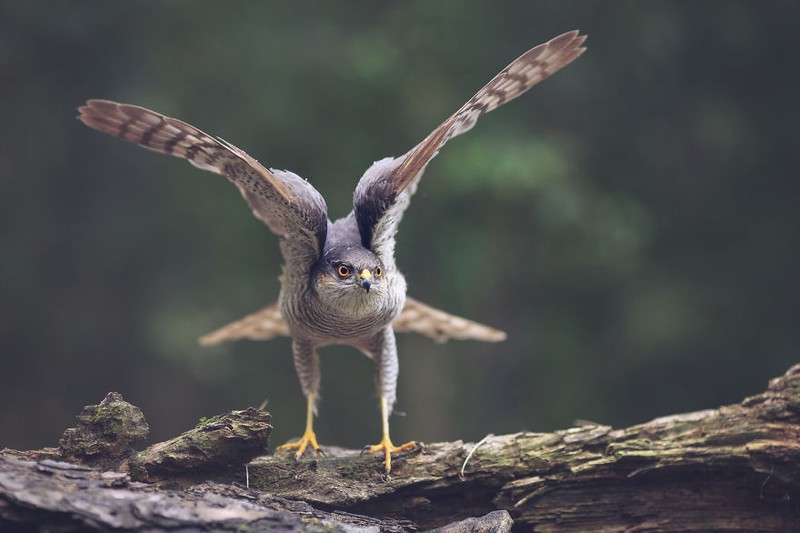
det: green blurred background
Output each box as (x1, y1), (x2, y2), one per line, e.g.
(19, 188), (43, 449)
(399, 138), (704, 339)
(2, 1), (798, 451)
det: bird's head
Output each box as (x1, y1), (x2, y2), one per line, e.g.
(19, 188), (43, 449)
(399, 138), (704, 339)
(313, 244), (387, 308)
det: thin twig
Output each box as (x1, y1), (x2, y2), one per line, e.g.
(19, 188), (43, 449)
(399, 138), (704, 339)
(460, 433), (493, 479)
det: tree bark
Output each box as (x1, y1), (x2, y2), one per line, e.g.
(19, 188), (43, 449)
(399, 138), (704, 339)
(2, 364), (799, 531)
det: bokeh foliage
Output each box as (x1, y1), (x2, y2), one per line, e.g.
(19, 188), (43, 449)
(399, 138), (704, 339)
(1, 1), (798, 450)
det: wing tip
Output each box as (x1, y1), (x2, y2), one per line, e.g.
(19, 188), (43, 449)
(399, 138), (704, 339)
(555, 29), (587, 40)
(76, 100), (96, 123)
(76, 99), (125, 132)
(548, 30), (588, 54)
(488, 329), (508, 343)
(77, 98), (118, 116)
(472, 327), (508, 343)
(198, 332), (224, 346)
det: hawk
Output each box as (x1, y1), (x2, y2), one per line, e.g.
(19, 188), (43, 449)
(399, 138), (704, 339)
(78, 30), (587, 474)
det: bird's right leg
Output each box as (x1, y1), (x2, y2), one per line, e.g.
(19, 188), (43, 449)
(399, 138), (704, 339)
(276, 339), (324, 460)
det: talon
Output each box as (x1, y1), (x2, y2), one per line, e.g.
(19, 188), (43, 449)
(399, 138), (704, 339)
(276, 428), (322, 462)
(362, 438), (420, 474)
(276, 393), (322, 464)
(365, 397), (421, 474)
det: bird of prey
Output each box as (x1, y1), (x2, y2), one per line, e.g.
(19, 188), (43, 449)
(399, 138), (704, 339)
(78, 30), (587, 474)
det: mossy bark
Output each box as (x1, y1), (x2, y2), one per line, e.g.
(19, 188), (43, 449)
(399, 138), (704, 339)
(244, 364), (800, 530)
(2, 365), (800, 531)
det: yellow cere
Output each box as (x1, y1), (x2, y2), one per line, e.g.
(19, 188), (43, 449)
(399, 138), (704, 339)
(360, 269), (372, 280)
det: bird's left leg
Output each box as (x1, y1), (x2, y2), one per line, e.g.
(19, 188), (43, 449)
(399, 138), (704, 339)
(361, 327), (420, 474)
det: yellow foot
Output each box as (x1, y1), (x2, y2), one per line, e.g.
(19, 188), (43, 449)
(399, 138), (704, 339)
(361, 438), (420, 474)
(276, 430), (325, 462)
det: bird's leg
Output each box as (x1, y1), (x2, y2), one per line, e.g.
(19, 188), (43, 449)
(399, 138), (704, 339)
(276, 392), (324, 459)
(360, 327), (420, 474)
(362, 396), (419, 474)
(277, 340), (324, 460)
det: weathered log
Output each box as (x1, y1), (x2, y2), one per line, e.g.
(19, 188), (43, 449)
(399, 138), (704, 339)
(0, 456), (412, 532)
(2, 364), (799, 531)
(130, 407), (272, 483)
(248, 364), (800, 530)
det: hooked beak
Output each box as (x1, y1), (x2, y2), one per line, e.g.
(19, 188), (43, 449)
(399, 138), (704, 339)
(359, 269), (372, 292)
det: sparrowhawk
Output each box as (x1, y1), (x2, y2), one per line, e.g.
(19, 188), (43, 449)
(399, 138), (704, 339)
(78, 30), (587, 474)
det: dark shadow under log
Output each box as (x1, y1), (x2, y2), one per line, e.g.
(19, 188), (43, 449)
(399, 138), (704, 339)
(2, 364), (800, 531)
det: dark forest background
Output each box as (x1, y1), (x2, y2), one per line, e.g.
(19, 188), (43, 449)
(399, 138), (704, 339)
(2, 1), (798, 451)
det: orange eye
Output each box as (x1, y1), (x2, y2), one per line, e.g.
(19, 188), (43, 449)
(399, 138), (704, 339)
(374, 266), (382, 277)
(337, 264), (350, 278)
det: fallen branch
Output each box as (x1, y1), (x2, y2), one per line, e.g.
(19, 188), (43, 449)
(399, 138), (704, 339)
(2, 364), (799, 531)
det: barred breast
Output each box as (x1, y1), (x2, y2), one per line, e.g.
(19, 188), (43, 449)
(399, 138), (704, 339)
(280, 271), (406, 345)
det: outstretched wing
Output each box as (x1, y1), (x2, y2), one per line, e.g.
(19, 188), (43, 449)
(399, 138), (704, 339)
(354, 30), (587, 260)
(199, 302), (289, 345)
(78, 100), (328, 273)
(392, 297), (506, 343)
(198, 296), (505, 345)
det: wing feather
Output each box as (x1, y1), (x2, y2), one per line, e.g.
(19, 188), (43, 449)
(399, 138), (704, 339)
(199, 296), (505, 346)
(78, 100), (328, 269)
(393, 297), (507, 343)
(354, 30), (587, 255)
(199, 302), (289, 345)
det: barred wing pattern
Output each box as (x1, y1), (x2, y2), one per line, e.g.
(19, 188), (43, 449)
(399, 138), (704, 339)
(355, 30), (587, 257)
(199, 302), (289, 345)
(199, 297), (505, 345)
(78, 100), (328, 275)
(392, 297), (507, 343)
